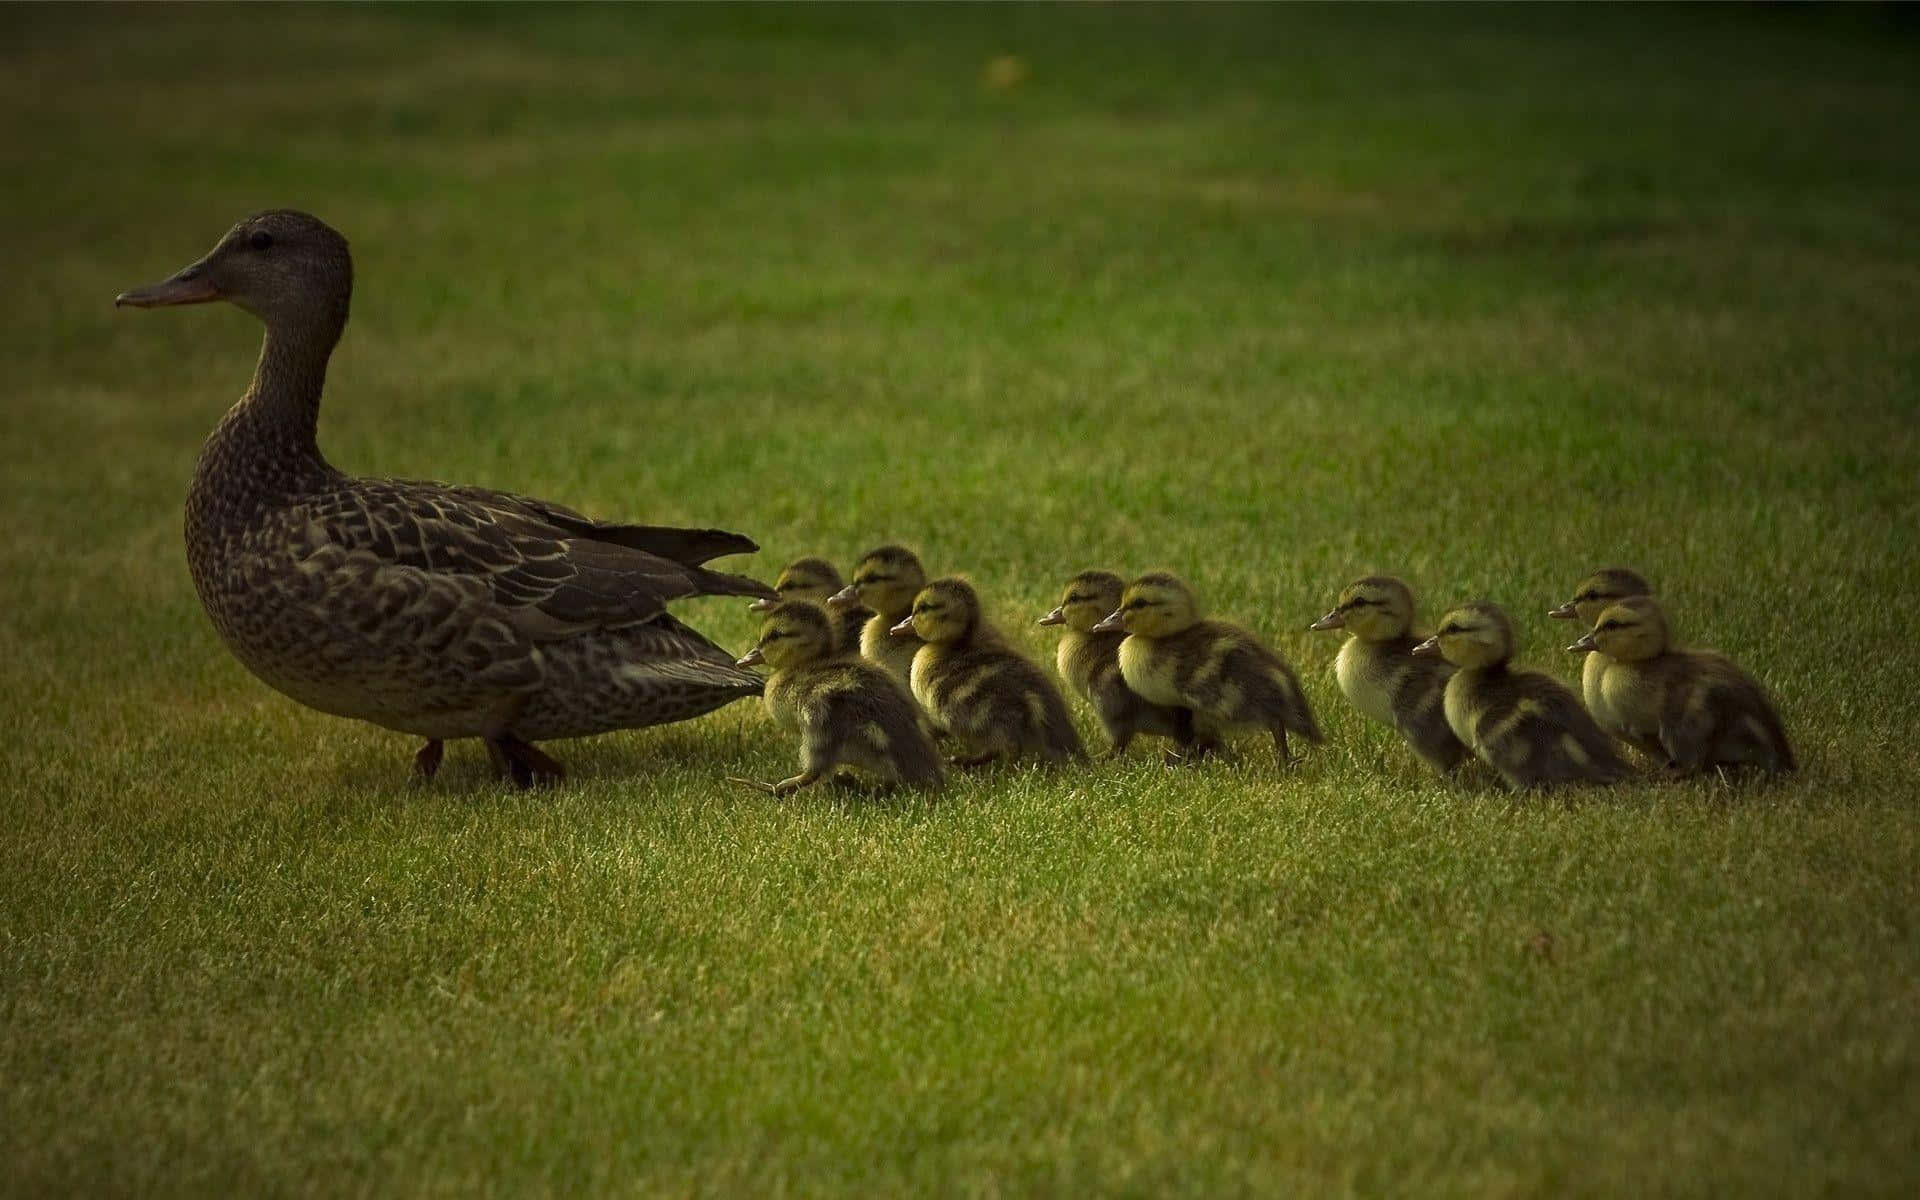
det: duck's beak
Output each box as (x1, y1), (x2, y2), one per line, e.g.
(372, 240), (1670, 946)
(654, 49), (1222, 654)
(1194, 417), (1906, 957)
(888, 615), (917, 639)
(1090, 609), (1126, 635)
(115, 260), (220, 308)
(735, 646), (766, 668)
(825, 585), (858, 610)
(747, 597), (777, 613)
(1566, 632), (1599, 654)
(1037, 606), (1065, 627)
(1309, 609), (1345, 632)
(1411, 635), (1441, 657)
(1547, 601), (1577, 620)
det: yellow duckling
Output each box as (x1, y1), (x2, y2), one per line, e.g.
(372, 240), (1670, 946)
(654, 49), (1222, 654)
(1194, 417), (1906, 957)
(749, 556), (869, 658)
(1566, 596), (1794, 776)
(1093, 572), (1321, 766)
(895, 577), (1086, 766)
(1039, 570), (1194, 759)
(1414, 602), (1631, 791)
(830, 544), (928, 689)
(1547, 566), (1653, 729)
(735, 601), (943, 796)
(1309, 575), (1466, 773)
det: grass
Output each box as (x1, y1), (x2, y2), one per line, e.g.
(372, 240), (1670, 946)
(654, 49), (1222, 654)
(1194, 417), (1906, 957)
(3, 2), (1918, 1194)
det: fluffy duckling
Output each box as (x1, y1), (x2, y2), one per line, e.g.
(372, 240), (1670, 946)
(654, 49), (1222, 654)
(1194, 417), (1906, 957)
(896, 577), (1085, 766)
(1414, 602), (1631, 791)
(1093, 573), (1321, 766)
(750, 556), (869, 658)
(830, 544), (928, 689)
(1548, 567), (1653, 728)
(735, 601), (943, 796)
(1039, 570), (1194, 758)
(1310, 576), (1466, 773)
(1567, 596), (1794, 776)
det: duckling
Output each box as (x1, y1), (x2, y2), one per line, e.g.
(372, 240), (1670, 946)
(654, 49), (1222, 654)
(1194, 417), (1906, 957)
(1414, 602), (1631, 791)
(749, 556), (869, 658)
(829, 544), (928, 689)
(735, 601), (943, 796)
(1548, 567), (1653, 729)
(1309, 576), (1466, 773)
(1566, 596), (1794, 776)
(1039, 570), (1194, 759)
(896, 577), (1085, 766)
(1093, 573), (1321, 766)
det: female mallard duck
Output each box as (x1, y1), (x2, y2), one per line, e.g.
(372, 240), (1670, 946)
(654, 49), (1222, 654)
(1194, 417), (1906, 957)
(1566, 596), (1794, 776)
(1547, 566), (1653, 729)
(735, 601), (943, 795)
(1414, 602), (1631, 791)
(896, 577), (1085, 766)
(1039, 570), (1193, 759)
(1310, 575), (1465, 773)
(829, 544), (928, 688)
(749, 556), (870, 658)
(115, 210), (774, 787)
(1093, 572), (1321, 766)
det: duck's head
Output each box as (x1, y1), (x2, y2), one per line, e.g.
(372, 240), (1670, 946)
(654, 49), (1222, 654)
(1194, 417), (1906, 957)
(750, 556), (845, 614)
(1548, 567), (1652, 627)
(894, 577), (981, 646)
(736, 601), (836, 671)
(1413, 602), (1514, 669)
(831, 545), (926, 620)
(116, 210), (353, 329)
(1311, 575), (1416, 641)
(1039, 570), (1125, 633)
(1092, 572), (1199, 638)
(1566, 595), (1670, 661)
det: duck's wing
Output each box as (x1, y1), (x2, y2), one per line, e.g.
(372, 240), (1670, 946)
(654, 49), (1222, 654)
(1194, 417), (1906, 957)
(432, 484), (759, 566)
(298, 478), (773, 642)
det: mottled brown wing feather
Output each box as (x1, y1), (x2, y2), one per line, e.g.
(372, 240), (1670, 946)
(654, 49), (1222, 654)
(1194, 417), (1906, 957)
(297, 478), (771, 641)
(431, 483), (760, 565)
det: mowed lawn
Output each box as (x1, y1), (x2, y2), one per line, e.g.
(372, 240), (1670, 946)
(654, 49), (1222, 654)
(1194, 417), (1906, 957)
(3, 3), (1917, 1194)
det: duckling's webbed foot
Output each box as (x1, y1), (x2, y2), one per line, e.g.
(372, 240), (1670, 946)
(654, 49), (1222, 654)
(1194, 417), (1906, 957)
(948, 751), (1004, 770)
(486, 733), (566, 789)
(412, 739), (445, 781)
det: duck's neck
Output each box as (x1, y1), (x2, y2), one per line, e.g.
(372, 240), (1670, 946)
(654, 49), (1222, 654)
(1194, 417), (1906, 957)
(202, 309), (346, 498)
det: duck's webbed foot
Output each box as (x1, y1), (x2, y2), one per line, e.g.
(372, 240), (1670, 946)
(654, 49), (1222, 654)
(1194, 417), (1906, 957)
(412, 739), (445, 782)
(486, 733), (566, 789)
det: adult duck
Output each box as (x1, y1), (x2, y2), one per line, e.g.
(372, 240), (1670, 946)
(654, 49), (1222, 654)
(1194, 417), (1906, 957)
(116, 210), (773, 787)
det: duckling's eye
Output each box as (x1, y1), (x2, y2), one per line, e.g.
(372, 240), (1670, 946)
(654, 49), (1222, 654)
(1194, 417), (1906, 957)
(1127, 598), (1149, 610)
(248, 230), (274, 252)
(1066, 594), (1086, 605)
(1599, 619), (1625, 631)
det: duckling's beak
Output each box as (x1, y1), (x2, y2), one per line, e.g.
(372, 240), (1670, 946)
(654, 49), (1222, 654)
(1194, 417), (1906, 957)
(735, 646), (766, 668)
(1411, 635), (1441, 657)
(1090, 609), (1126, 635)
(115, 260), (220, 308)
(1566, 632), (1599, 654)
(888, 615), (917, 639)
(1547, 601), (1577, 620)
(747, 597), (777, 613)
(1309, 609), (1345, 632)
(1037, 607), (1066, 627)
(826, 586), (858, 610)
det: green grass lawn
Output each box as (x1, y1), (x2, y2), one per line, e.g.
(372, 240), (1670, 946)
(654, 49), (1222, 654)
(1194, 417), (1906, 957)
(4, 2), (1918, 1194)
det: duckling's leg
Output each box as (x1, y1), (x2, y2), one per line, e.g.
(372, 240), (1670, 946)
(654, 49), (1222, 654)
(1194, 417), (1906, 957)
(485, 733), (566, 789)
(1270, 724), (1295, 767)
(412, 739), (445, 781)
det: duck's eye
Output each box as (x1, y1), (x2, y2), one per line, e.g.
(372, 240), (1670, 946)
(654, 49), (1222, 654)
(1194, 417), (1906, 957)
(248, 230), (274, 251)
(1127, 598), (1148, 610)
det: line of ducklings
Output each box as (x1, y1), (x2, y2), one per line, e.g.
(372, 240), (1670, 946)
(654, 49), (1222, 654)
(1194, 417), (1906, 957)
(731, 551), (1793, 797)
